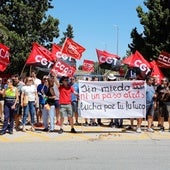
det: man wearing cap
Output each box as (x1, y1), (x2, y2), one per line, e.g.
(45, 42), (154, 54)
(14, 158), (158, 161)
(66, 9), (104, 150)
(107, 73), (123, 128)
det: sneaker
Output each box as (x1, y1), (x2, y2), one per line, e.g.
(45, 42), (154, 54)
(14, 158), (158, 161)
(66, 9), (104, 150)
(22, 126), (26, 132)
(126, 126), (133, 130)
(98, 122), (104, 126)
(70, 128), (77, 133)
(157, 124), (161, 127)
(15, 126), (21, 131)
(159, 126), (164, 132)
(147, 128), (154, 133)
(74, 121), (79, 126)
(136, 127), (142, 133)
(49, 130), (55, 132)
(58, 128), (64, 134)
(30, 126), (35, 132)
(83, 122), (88, 126)
(9, 131), (13, 134)
(42, 128), (49, 132)
(92, 122), (98, 126)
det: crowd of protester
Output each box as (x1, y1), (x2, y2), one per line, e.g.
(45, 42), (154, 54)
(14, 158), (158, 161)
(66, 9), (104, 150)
(0, 70), (170, 135)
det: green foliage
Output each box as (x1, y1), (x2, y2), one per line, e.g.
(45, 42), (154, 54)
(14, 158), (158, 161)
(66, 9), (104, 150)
(128, 0), (170, 62)
(58, 24), (74, 46)
(0, 0), (60, 74)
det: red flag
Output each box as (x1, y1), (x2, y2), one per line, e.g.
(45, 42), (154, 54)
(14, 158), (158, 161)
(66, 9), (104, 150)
(52, 43), (76, 67)
(0, 43), (10, 72)
(26, 43), (54, 68)
(150, 60), (164, 84)
(51, 59), (76, 77)
(122, 51), (151, 77)
(61, 38), (86, 60)
(103, 50), (120, 59)
(157, 51), (170, 68)
(122, 54), (134, 66)
(96, 49), (121, 70)
(82, 59), (94, 72)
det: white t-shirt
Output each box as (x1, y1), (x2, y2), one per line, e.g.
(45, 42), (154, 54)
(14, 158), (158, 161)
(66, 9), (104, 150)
(33, 78), (41, 87)
(22, 84), (37, 101)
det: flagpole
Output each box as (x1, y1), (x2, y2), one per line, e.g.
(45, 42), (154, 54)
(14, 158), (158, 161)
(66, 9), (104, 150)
(60, 36), (68, 52)
(20, 62), (27, 78)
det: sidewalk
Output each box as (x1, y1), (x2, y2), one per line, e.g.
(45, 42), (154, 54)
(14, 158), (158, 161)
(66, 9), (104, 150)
(0, 119), (170, 142)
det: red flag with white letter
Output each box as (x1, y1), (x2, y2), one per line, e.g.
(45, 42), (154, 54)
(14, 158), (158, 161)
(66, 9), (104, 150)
(157, 51), (170, 68)
(0, 43), (10, 72)
(51, 59), (76, 77)
(122, 51), (151, 79)
(82, 59), (94, 72)
(61, 38), (86, 60)
(52, 43), (76, 67)
(26, 43), (54, 68)
(96, 49), (121, 71)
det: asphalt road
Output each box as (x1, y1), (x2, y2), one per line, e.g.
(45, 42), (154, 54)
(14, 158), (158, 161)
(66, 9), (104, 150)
(0, 140), (170, 170)
(0, 120), (170, 170)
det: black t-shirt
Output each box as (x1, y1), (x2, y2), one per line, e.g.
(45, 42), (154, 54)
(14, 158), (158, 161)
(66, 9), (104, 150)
(46, 87), (55, 106)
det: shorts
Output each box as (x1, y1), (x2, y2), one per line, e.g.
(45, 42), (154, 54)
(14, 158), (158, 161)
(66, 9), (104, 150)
(60, 104), (73, 118)
(146, 103), (154, 117)
(55, 100), (60, 108)
(71, 101), (78, 113)
(158, 102), (167, 117)
(163, 102), (170, 117)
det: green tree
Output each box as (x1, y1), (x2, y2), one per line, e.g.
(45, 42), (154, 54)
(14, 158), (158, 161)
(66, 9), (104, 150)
(0, 0), (60, 74)
(58, 24), (74, 46)
(128, 0), (170, 61)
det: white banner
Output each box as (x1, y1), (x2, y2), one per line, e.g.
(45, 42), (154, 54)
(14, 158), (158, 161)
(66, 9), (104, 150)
(79, 80), (146, 118)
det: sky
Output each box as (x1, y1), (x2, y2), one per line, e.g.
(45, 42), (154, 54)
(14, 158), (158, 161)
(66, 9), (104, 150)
(48, 0), (145, 67)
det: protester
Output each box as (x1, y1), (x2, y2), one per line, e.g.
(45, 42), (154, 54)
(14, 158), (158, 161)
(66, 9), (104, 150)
(89, 76), (99, 126)
(107, 73), (123, 128)
(37, 76), (48, 127)
(156, 77), (169, 131)
(30, 70), (41, 87)
(146, 76), (156, 132)
(70, 76), (79, 125)
(42, 78), (56, 132)
(51, 74), (60, 126)
(12, 74), (25, 131)
(54, 74), (78, 134)
(0, 79), (18, 135)
(21, 77), (38, 132)
(30, 70), (41, 124)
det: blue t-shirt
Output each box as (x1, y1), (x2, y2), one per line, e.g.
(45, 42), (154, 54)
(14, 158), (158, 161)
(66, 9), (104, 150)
(146, 84), (155, 104)
(37, 83), (48, 105)
(71, 82), (79, 102)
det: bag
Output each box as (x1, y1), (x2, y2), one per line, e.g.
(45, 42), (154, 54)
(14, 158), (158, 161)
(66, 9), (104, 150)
(23, 95), (28, 106)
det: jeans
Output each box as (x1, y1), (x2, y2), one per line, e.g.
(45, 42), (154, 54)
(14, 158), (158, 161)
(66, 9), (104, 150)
(2, 100), (15, 132)
(42, 105), (55, 130)
(22, 101), (35, 125)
